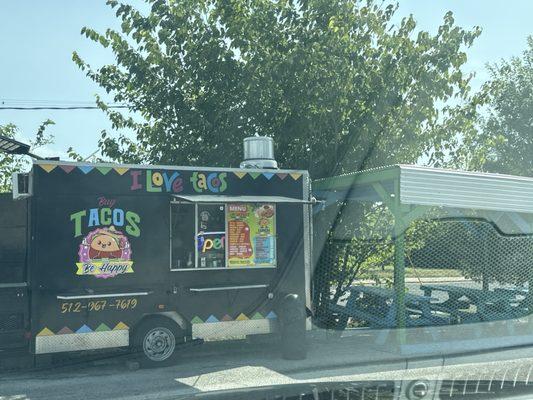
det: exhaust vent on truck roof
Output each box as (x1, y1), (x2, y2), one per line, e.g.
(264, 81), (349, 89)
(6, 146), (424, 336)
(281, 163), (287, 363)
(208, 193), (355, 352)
(240, 136), (278, 170)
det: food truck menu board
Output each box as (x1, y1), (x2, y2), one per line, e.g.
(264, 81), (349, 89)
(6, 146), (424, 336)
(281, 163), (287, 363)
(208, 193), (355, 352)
(227, 203), (276, 268)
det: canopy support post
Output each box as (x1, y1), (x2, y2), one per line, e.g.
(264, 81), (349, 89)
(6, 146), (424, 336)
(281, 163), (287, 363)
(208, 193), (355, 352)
(392, 179), (406, 330)
(372, 180), (407, 329)
(393, 219), (406, 329)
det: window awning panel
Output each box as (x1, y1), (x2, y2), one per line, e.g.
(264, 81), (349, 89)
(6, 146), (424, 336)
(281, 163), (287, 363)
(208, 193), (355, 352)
(172, 194), (312, 204)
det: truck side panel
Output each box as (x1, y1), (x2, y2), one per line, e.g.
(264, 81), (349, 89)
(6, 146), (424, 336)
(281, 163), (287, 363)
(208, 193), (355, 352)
(29, 163), (309, 354)
(0, 194), (29, 350)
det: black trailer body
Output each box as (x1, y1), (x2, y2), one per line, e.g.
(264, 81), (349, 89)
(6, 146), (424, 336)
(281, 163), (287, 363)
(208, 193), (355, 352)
(0, 194), (30, 350)
(6, 160), (311, 356)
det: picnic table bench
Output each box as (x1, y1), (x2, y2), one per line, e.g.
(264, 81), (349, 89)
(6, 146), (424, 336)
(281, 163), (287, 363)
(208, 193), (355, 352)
(330, 285), (448, 329)
(493, 287), (528, 298)
(420, 284), (525, 323)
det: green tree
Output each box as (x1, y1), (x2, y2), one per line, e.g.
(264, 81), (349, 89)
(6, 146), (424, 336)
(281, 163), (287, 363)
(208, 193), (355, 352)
(0, 121), (55, 192)
(0, 124), (25, 192)
(438, 37), (533, 288)
(74, 0), (480, 178)
(459, 36), (533, 175)
(313, 201), (438, 324)
(74, 1), (485, 321)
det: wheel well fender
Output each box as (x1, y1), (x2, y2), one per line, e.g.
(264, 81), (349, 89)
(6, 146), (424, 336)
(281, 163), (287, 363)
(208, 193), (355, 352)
(132, 312), (189, 338)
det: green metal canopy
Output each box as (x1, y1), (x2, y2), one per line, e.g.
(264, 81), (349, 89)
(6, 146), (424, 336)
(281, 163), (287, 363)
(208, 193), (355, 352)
(313, 164), (533, 329)
(314, 164), (533, 214)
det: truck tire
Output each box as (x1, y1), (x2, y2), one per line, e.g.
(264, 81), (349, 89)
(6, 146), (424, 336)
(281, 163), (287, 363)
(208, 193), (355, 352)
(133, 316), (183, 368)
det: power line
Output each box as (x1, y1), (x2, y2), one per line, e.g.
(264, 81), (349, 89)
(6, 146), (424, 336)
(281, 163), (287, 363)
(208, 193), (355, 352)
(0, 98), (130, 110)
(0, 105), (129, 110)
(1, 98), (102, 105)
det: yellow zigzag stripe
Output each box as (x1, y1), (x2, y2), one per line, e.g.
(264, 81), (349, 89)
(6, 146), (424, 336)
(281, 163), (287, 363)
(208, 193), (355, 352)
(236, 313), (249, 321)
(39, 164), (57, 173)
(37, 327), (55, 336)
(289, 173), (302, 180)
(113, 322), (129, 330)
(114, 167), (129, 175)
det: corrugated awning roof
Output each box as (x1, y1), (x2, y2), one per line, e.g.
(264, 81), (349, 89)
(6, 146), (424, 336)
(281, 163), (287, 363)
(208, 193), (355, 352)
(172, 194), (312, 204)
(314, 165), (533, 214)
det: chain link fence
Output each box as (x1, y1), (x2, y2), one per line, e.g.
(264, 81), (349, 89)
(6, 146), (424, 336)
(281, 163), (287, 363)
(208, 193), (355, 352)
(313, 205), (533, 331)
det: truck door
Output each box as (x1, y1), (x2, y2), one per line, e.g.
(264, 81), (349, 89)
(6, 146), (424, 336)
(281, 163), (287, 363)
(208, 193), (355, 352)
(0, 194), (29, 350)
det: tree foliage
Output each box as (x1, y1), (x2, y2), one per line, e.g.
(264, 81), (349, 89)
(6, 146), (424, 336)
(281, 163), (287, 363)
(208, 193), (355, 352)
(0, 121), (55, 192)
(74, 0), (486, 316)
(0, 124), (24, 193)
(427, 37), (533, 286)
(458, 36), (533, 175)
(313, 201), (439, 325)
(75, 0), (480, 178)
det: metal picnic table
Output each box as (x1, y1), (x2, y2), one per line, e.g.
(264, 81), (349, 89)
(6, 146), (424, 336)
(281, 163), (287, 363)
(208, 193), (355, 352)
(493, 287), (529, 298)
(420, 284), (525, 323)
(330, 285), (448, 329)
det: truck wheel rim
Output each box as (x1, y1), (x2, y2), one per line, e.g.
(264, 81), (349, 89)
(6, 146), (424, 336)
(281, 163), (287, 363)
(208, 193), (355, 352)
(143, 327), (176, 362)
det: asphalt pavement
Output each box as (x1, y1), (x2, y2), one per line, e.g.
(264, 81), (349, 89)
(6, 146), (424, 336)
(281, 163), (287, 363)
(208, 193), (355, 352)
(3, 329), (533, 400)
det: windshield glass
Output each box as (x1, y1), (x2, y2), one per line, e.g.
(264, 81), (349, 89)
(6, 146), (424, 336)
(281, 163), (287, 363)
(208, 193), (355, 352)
(1, 1), (533, 399)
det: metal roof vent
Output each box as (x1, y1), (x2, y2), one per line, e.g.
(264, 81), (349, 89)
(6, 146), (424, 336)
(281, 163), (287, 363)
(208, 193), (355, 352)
(240, 136), (278, 169)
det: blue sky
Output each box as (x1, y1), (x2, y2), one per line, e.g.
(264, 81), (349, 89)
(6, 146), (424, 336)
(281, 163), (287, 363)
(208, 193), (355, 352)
(0, 1), (532, 160)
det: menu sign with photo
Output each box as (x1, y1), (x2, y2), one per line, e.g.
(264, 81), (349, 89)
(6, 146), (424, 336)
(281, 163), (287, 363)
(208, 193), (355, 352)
(226, 203), (276, 268)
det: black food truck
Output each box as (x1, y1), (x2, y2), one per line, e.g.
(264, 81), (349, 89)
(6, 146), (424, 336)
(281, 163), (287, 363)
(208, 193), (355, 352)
(0, 137), (312, 366)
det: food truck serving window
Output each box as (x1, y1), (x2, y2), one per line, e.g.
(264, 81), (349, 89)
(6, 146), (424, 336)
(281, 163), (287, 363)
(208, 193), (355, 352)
(170, 202), (277, 270)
